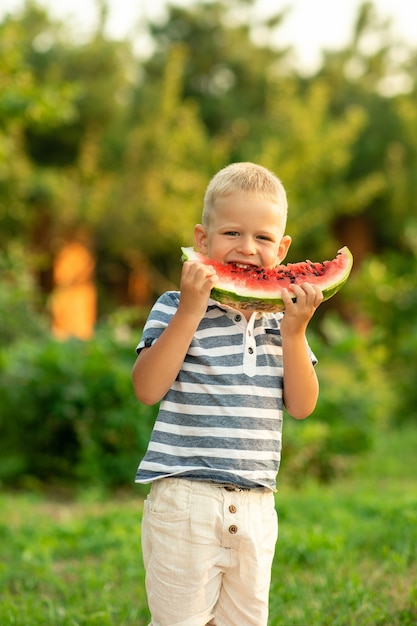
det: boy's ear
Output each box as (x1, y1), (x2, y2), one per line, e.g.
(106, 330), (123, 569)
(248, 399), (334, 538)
(277, 235), (292, 264)
(194, 224), (208, 255)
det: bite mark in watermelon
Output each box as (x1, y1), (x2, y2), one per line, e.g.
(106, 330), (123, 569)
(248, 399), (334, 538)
(181, 246), (353, 312)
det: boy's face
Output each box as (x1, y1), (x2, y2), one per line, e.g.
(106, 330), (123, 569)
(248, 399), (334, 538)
(194, 191), (291, 268)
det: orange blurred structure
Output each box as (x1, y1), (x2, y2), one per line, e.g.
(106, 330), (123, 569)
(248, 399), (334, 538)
(51, 241), (96, 340)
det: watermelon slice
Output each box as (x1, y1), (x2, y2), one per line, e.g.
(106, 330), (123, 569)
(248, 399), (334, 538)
(181, 246), (353, 312)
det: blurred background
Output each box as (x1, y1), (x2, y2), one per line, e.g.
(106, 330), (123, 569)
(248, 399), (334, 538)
(1, 0), (416, 491)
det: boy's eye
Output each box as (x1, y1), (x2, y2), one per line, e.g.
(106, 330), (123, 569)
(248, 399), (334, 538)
(225, 231), (240, 236)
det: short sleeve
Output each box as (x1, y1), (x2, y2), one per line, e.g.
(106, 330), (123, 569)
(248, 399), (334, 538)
(136, 291), (180, 354)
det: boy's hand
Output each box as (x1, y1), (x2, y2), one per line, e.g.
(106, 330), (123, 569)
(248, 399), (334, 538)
(280, 283), (323, 335)
(178, 260), (218, 319)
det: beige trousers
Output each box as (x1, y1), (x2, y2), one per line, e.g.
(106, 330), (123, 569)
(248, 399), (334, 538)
(141, 478), (278, 626)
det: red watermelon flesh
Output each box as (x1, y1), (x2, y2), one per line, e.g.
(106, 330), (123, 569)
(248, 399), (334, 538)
(181, 246), (353, 312)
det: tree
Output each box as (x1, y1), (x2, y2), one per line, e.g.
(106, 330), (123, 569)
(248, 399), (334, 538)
(95, 45), (226, 295)
(0, 9), (78, 247)
(142, 0), (292, 141)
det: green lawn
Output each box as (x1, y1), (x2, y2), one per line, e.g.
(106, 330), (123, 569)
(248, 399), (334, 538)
(1, 428), (416, 626)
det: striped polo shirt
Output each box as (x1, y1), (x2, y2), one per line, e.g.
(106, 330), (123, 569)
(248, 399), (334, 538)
(135, 291), (316, 491)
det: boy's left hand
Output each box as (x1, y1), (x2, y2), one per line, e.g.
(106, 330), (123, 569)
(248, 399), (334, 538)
(280, 283), (323, 335)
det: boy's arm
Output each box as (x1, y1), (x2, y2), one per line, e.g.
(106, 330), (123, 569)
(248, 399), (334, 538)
(132, 261), (217, 406)
(280, 283), (323, 420)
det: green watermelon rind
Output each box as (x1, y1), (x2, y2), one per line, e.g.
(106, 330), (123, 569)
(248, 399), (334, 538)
(211, 287), (287, 312)
(181, 246), (353, 313)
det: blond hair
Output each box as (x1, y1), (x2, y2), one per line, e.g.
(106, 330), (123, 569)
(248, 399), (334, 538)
(202, 162), (288, 227)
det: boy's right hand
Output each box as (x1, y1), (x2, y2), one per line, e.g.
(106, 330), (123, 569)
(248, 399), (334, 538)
(178, 260), (218, 319)
(133, 261), (218, 406)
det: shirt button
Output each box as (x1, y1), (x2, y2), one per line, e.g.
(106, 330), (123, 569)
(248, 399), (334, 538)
(234, 314), (242, 322)
(229, 525), (238, 534)
(248, 347), (254, 354)
(229, 505), (237, 514)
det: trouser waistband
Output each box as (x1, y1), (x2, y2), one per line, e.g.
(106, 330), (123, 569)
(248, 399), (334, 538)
(222, 483), (251, 492)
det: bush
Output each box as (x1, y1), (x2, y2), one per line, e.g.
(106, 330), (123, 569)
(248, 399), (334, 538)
(0, 324), (157, 489)
(346, 252), (417, 425)
(280, 314), (396, 485)
(0, 243), (49, 346)
(0, 308), (397, 490)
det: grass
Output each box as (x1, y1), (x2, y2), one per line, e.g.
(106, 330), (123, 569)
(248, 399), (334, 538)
(1, 427), (416, 626)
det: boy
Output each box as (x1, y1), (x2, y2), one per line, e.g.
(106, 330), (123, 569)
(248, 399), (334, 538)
(132, 162), (323, 626)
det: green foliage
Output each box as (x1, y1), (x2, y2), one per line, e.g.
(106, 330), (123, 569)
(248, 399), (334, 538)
(345, 250), (417, 424)
(0, 13), (78, 127)
(0, 10), (81, 245)
(281, 314), (396, 483)
(96, 44), (221, 286)
(0, 308), (394, 490)
(1, 0), (417, 476)
(143, 0), (290, 137)
(255, 79), (375, 260)
(0, 325), (157, 489)
(0, 242), (48, 345)
(1, 0), (417, 288)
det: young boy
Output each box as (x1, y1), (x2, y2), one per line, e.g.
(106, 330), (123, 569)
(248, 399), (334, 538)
(132, 162), (323, 626)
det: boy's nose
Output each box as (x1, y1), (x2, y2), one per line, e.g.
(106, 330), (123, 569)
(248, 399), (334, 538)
(237, 237), (257, 255)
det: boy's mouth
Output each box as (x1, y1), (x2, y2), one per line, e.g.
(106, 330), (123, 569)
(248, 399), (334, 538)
(228, 261), (259, 269)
